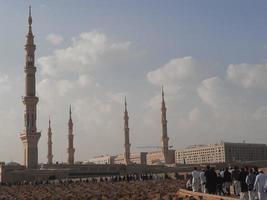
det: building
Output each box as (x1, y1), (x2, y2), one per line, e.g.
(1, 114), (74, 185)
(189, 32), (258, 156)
(114, 152), (147, 165)
(88, 155), (115, 165)
(47, 117), (53, 165)
(19, 6), (41, 169)
(146, 151), (164, 165)
(175, 142), (267, 165)
(67, 106), (75, 164)
(131, 152), (147, 164)
(145, 87), (176, 165)
(161, 86), (170, 164)
(123, 97), (131, 165)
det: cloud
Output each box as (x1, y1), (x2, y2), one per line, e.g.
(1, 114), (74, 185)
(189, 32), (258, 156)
(106, 92), (127, 104)
(227, 63), (267, 89)
(146, 56), (267, 147)
(33, 31), (141, 161)
(46, 33), (63, 45)
(197, 76), (232, 108)
(147, 57), (214, 95)
(78, 74), (94, 87)
(39, 31), (132, 77)
(0, 73), (11, 94)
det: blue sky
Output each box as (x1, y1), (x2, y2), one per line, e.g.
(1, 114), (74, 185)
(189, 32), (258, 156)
(0, 0), (267, 163)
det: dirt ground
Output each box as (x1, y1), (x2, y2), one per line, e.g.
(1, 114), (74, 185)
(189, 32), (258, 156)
(0, 179), (186, 200)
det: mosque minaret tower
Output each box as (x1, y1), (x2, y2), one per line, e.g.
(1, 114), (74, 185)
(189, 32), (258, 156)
(47, 117), (53, 165)
(161, 86), (169, 164)
(124, 97), (131, 165)
(67, 105), (75, 164)
(19, 7), (41, 169)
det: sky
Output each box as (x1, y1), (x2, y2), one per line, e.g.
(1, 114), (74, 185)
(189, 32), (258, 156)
(0, 0), (267, 163)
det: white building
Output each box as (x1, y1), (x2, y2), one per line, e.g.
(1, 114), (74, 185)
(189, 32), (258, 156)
(88, 155), (115, 165)
(175, 142), (267, 164)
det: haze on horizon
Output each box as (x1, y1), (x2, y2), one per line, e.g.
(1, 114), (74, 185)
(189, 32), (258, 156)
(0, 0), (267, 164)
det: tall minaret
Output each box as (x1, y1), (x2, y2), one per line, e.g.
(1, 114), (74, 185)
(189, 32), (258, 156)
(67, 105), (75, 164)
(161, 86), (169, 164)
(20, 6), (41, 169)
(124, 97), (131, 165)
(47, 117), (53, 165)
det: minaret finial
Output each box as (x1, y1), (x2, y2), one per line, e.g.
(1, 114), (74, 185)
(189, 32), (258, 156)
(28, 6), (32, 26)
(69, 105), (72, 119)
(49, 116), (51, 128)
(124, 96), (127, 111)
(162, 85), (165, 101)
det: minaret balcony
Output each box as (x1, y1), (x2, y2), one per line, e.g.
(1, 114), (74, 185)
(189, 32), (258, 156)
(24, 44), (36, 50)
(20, 131), (41, 143)
(67, 148), (75, 154)
(24, 66), (36, 73)
(22, 96), (39, 104)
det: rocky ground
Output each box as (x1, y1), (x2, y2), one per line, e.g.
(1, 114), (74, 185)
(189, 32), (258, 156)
(0, 179), (186, 200)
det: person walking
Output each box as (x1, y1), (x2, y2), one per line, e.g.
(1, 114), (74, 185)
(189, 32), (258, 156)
(217, 173), (224, 195)
(239, 167), (249, 200)
(254, 171), (267, 200)
(200, 169), (206, 193)
(232, 166), (241, 196)
(192, 167), (201, 192)
(223, 167), (232, 196)
(205, 166), (217, 194)
(246, 168), (257, 200)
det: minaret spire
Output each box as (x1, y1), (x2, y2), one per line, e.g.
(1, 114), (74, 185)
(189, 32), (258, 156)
(162, 85), (164, 100)
(124, 96), (127, 112)
(47, 116), (53, 165)
(28, 6), (32, 22)
(27, 6), (34, 45)
(161, 86), (169, 164)
(20, 7), (41, 169)
(124, 96), (131, 165)
(67, 105), (75, 164)
(69, 105), (72, 120)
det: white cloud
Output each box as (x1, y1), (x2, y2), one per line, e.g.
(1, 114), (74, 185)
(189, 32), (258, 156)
(0, 73), (11, 94)
(147, 57), (214, 95)
(227, 63), (267, 89)
(56, 79), (74, 96)
(106, 92), (127, 104)
(33, 31), (141, 161)
(146, 56), (267, 148)
(46, 33), (63, 45)
(39, 31), (132, 77)
(147, 57), (195, 93)
(197, 76), (232, 108)
(78, 74), (94, 87)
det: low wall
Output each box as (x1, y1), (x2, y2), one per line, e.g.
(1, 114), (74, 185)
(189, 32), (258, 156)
(177, 189), (238, 200)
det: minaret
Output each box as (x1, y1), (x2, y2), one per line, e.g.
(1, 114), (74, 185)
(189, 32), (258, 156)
(47, 117), (53, 165)
(20, 6), (41, 169)
(161, 86), (169, 164)
(67, 105), (75, 164)
(124, 97), (131, 165)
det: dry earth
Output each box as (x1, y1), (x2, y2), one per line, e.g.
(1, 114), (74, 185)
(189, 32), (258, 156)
(0, 179), (186, 200)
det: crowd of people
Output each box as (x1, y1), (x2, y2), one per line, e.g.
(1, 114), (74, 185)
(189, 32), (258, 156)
(186, 165), (267, 200)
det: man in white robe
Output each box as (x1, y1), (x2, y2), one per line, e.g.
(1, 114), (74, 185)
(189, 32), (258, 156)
(254, 171), (267, 200)
(200, 169), (206, 193)
(192, 167), (201, 192)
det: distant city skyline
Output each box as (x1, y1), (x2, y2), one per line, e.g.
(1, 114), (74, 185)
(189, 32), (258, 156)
(0, 1), (267, 164)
